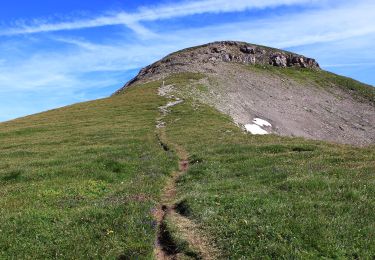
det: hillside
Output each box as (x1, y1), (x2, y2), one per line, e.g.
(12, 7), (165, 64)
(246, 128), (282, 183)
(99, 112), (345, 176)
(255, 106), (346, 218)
(115, 41), (375, 146)
(0, 41), (374, 259)
(0, 87), (178, 258)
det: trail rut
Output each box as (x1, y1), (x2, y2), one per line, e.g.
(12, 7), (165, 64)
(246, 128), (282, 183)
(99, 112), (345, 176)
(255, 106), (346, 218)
(154, 84), (219, 260)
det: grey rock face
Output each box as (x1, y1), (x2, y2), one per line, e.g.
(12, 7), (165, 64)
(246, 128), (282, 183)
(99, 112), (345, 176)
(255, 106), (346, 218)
(216, 42), (320, 69)
(114, 41), (321, 93)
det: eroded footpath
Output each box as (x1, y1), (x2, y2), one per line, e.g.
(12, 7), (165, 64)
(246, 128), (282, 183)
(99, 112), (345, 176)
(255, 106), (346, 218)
(154, 83), (219, 260)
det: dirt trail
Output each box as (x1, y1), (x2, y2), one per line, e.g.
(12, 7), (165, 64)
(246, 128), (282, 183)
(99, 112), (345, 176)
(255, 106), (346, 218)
(154, 84), (218, 260)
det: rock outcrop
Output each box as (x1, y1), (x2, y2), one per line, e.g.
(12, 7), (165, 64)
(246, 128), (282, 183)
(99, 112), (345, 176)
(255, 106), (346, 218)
(114, 41), (320, 93)
(204, 41), (320, 69)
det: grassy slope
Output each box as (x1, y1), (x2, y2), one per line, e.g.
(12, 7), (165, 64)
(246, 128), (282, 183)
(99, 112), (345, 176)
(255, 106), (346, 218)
(0, 84), (177, 259)
(1, 66), (374, 259)
(161, 73), (375, 258)
(250, 64), (375, 103)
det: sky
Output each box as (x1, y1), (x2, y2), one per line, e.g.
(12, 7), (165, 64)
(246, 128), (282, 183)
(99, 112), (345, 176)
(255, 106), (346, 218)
(0, 0), (374, 122)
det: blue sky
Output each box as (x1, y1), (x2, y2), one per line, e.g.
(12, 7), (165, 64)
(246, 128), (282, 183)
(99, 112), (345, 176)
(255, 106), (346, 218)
(0, 0), (374, 122)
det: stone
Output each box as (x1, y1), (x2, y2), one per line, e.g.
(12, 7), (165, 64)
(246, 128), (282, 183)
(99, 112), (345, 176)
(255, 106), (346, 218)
(223, 53), (232, 62)
(286, 56), (319, 69)
(240, 46), (256, 54)
(306, 58), (319, 68)
(271, 53), (288, 67)
(233, 56), (243, 62)
(244, 55), (256, 64)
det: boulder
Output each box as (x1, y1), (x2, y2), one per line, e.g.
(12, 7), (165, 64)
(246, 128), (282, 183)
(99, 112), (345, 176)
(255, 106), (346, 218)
(223, 53), (233, 62)
(240, 46), (256, 54)
(270, 53), (288, 67)
(287, 56), (319, 69)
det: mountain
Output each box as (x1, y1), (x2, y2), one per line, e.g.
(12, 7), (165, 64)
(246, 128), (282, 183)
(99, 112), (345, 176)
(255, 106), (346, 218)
(115, 41), (375, 146)
(0, 41), (374, 259)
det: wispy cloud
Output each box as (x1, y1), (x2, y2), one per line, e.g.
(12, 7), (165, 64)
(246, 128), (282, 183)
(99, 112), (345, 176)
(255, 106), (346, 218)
(0, 0), (322, 36)
(1, 14), (155, 37)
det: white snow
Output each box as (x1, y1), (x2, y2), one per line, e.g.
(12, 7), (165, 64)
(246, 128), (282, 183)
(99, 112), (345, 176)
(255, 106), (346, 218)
(245, 124), (269, 135)
(165, 100), (184, 108)
(245, 117), (272, 135)
(252, 118), (272, 127)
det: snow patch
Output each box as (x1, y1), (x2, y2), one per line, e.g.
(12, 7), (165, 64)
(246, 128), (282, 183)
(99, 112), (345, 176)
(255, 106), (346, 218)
(245, 118), (272, 135)
(252, 118), (272, 127)
(245, 124), (269, 135)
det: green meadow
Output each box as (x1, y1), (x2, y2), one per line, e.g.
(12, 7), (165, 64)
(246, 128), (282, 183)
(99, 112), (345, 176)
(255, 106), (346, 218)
(0, 85), (176, 259)
(0, 71), (374, 258)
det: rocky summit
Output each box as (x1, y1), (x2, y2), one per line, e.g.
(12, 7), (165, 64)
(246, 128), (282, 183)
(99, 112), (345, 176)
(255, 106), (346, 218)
(116, 41), (320, 92)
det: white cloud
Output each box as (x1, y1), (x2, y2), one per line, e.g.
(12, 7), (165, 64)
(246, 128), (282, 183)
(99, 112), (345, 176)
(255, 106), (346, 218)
(0, 0), (322, 36)
(133, 0), (320, 21)
(0, 37), (178, 95)
(163, 1), (375, 49)
(2, 15), (155, 38)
